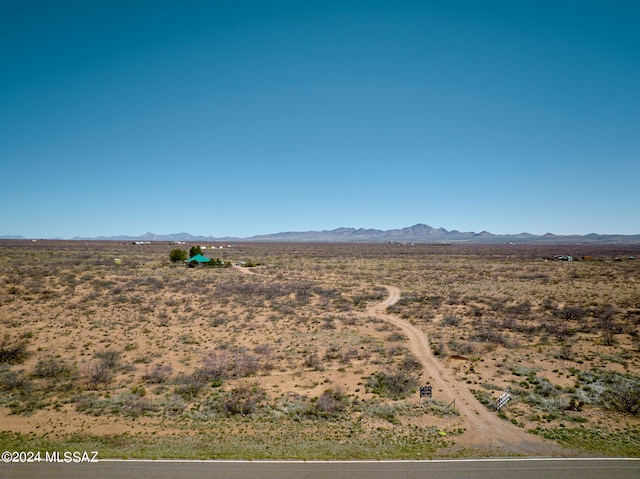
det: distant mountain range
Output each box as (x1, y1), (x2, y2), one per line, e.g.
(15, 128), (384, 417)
(57, 224), (640, 244)
(2, 224), (639, 244)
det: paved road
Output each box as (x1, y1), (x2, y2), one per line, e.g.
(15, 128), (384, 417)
(3, 459), (639, 479)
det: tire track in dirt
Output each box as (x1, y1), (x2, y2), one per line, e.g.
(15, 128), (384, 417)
(367, 285), (570, 456)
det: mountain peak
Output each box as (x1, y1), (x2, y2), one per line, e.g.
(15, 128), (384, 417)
(31, 225), (640, 244)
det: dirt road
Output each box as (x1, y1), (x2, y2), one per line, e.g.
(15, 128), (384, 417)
(233, 264), (256, 275)
(367, 285), (570, 456)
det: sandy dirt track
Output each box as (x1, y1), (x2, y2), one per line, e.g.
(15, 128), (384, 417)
(366, 285), (571, 456)
(232, 264), (255, 275)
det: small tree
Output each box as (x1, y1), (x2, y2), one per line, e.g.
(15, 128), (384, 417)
(84, 361), (112, 390)
(169, 249), (188, 263)
(601, 376), (640, 415)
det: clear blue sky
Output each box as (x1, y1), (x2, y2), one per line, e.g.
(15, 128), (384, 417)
(2, 1), (638, 238)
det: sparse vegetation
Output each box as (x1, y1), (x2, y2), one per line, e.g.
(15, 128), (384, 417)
(0, 240), (638, 458)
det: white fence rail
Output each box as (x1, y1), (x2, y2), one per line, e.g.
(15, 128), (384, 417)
(496, 391), (511, 410)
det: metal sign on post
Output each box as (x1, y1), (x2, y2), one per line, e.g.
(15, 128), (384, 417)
(420, 385), (433, 400)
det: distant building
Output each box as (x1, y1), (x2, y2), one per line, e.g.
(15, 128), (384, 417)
(185, 254), (211, 267)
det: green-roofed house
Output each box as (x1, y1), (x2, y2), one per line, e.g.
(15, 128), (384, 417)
(185, 254), (211, 267)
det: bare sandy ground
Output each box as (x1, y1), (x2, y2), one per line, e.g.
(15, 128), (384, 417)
(3, 241), (637, 457)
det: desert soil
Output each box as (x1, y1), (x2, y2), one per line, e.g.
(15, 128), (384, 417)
(1, 241), (638, 458)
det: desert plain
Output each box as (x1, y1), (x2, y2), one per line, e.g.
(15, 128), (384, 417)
(0, 240), (638, 458)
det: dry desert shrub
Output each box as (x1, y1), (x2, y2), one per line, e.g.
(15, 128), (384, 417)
(314, 388), (348, 417)
(555, 306), (587, 321)
(142, 363), (173, 384)
(94, 350), (121, 370)
(198, 348), (263, 383)
(173, 373), (207, 399)
(303, 351), (324, 371)
(0, 334), (30, 364)
(32, 356), (73, 380)
(220, 381), (266, 416)
(441, 315), (462, 327)
(600, 374), (640, 416)
(84, 361), (112, 390)
(0, 367), (32, 394)
(366, 370), (419, 399)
